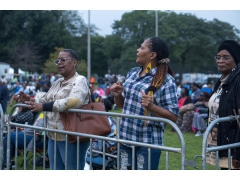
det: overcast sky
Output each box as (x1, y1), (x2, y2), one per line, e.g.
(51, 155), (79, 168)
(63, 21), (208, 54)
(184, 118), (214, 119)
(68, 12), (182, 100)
(2, 0), (240, 37)
(79, 10), (240, 37)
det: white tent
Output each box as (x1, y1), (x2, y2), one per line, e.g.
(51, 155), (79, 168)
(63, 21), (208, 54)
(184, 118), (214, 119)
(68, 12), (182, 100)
(18, 68), (26, 75)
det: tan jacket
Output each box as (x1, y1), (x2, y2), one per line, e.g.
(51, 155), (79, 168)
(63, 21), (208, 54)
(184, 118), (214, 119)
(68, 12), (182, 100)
(35, 72), (90, 141)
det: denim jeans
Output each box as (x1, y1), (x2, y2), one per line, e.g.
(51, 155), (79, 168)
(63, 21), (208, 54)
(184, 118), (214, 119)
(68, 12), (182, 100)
(3, 131), (33, 162)
(48, 138), (90, 170)
(120, 144), (161, 170)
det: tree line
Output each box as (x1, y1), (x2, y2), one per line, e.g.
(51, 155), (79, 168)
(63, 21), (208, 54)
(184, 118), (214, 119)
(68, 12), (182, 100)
(0, 10), (239, 82)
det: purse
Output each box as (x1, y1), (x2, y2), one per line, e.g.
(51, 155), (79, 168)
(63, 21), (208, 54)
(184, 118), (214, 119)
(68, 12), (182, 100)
(59, 94), (111, 143)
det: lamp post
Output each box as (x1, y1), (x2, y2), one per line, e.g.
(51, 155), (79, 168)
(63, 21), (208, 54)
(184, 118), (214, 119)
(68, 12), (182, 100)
(87, 10), (91, 81)
(155, 10), (158, 37)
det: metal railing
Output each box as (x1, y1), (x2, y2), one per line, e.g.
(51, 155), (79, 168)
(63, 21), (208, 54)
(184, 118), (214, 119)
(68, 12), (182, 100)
(1, 103), (186, 170)
(201, 115), (240, 170)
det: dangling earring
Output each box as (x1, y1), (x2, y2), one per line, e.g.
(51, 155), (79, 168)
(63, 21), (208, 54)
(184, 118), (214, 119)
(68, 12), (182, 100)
(145, 61), (152, 73)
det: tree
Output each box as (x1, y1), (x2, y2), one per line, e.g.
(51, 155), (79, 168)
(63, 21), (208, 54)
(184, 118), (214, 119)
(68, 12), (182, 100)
(42, 47), (64, 74)
(108, 10), (240, 82)
(7, 41), (42, 74)
(76, 60), (87, 77)
(0, 10), (90, 73)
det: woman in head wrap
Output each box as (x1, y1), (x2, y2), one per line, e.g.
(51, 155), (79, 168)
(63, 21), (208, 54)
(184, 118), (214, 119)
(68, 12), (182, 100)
(110, 37), (179, 170)
(206, 40), (240, 169)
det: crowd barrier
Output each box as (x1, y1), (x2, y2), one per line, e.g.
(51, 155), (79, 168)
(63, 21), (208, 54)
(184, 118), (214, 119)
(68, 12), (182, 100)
(201, 115), (240, 170)
(1, 103), (186, 170)
(0, 104), (239, 170)
(0, 104), (4, 169)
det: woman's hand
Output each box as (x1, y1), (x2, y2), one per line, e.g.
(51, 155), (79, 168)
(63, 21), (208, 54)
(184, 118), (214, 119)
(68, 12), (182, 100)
(141, 90), (153, 110)
(18, 91), (31, 103)
(110, 82), (123, 97)
(25, 99), (43, 112)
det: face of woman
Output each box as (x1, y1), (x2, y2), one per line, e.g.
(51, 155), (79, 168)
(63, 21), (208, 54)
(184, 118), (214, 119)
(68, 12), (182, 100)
(136, 39), (153, 66)
(181, 88), (186, 97)
(216, 50), (236, 75)
(57, 52), (77, 79)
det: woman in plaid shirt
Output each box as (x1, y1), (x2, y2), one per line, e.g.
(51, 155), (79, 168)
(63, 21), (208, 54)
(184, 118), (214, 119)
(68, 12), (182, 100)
(110, 37), (179, 170)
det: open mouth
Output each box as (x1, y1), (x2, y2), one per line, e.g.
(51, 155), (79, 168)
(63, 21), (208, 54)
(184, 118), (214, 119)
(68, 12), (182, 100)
(58, 67), (64, 71)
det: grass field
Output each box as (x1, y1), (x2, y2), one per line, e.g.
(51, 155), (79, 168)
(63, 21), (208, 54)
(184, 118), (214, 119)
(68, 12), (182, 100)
(4, 104), (216, 170)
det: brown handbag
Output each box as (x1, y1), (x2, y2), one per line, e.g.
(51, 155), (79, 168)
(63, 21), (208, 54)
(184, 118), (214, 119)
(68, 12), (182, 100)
(59, 96), (111, 143)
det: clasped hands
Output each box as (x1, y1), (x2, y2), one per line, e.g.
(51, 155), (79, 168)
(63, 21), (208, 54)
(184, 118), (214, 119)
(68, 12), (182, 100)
(18, 91), (43, 112)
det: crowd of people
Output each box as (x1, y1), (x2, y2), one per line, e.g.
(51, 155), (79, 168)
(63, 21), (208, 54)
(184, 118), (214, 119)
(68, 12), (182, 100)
(1, 38), (240, 170)
(172, 82), (211, 136)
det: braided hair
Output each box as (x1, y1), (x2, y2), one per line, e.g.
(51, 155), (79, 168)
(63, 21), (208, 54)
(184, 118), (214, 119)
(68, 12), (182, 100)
(147, 37), (174, 92)
(143, 37), (175, 125)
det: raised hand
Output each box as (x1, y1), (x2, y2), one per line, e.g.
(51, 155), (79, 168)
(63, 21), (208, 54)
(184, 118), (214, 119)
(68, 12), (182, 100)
(110, 82), (123, 97)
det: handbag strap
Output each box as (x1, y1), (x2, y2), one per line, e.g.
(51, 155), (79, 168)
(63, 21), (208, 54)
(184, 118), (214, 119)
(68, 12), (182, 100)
(85, 77), (92, 104)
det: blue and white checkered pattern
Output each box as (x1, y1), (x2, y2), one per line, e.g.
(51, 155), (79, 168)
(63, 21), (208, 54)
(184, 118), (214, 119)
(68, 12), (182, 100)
(120, 67), (179, 145)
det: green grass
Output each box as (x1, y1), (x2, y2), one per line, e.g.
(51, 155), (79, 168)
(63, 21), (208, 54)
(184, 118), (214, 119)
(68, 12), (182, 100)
(159, 124), (216, 170)
(111, 108), (216, 170)
(5, 104), (216, 170)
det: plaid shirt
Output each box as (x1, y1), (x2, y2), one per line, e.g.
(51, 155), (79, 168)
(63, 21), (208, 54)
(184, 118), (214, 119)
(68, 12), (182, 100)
(120, 67), (179, 145)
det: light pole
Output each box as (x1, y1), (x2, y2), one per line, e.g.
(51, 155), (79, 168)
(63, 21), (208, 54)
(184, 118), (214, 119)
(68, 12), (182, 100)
(155, 10), (158, 37)
(87, 10), (91, 81)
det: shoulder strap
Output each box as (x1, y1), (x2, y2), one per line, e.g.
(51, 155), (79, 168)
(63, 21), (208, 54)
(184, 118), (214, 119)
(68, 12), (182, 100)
(85, 77), (92, 103)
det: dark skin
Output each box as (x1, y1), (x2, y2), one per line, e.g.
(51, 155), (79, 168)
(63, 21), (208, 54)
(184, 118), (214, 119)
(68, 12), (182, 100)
(18, 51), (77, 112)
(217, 50), (240, 168)
(111, 39), (178, 122)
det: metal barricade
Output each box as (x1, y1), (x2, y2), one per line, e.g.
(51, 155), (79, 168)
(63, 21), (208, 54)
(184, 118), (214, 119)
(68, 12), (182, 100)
(201, 115), (240, 170)
(1, 103), (187, 170)
(0, 104), (4, 170)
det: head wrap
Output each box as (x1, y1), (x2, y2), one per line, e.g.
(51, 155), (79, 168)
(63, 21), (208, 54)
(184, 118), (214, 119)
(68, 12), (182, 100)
(218, 40), (240, 65)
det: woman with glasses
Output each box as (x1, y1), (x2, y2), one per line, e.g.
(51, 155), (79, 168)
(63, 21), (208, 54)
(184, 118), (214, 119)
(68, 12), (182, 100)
(206, 40), (240, 169)
(18, 49), (90, 170)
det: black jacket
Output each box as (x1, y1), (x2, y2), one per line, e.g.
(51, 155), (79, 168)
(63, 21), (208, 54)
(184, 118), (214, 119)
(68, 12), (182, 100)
(213, 67), (240, 160)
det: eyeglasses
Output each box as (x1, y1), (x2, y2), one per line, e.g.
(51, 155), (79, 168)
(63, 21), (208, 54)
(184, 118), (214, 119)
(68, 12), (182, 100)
(54, 58), (73, 65)
(214, 56), (232, 61)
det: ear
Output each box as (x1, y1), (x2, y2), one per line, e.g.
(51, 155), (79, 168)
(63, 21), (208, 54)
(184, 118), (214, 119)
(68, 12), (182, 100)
(74, 59), (78, 67)
(150, 52), (157, 60)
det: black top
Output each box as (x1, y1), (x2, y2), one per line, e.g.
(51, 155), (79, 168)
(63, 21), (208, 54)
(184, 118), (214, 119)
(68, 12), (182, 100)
(213, 66), (240, 160)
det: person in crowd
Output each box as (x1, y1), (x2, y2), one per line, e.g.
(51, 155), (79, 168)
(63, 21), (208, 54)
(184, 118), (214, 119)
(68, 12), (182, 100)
(201, 83), (213, 95)
(90, 76), (95, 89)
(90, 95), (116, 155)
(34, 82), (46, 99)
(50, 73), (56, 86)
(93, 85), (106, 102)
(26, 118), (49, 168)
(89, 84), (95, 102)
(190, 82), (202, 103)
(192, 92), (211, 136)
(42, 74), (51, 93)
(110, 37), (179, 170)
(10, 82), (29, 107)
(172, 87), (194, 132)
(1, 75), (7, 84)
(0, 80), (8, 114)
(2, 105), (35, 169)
(206, 40), (240, 169)
(18, 49), (90, 170)
(175, 82), (182, 100)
